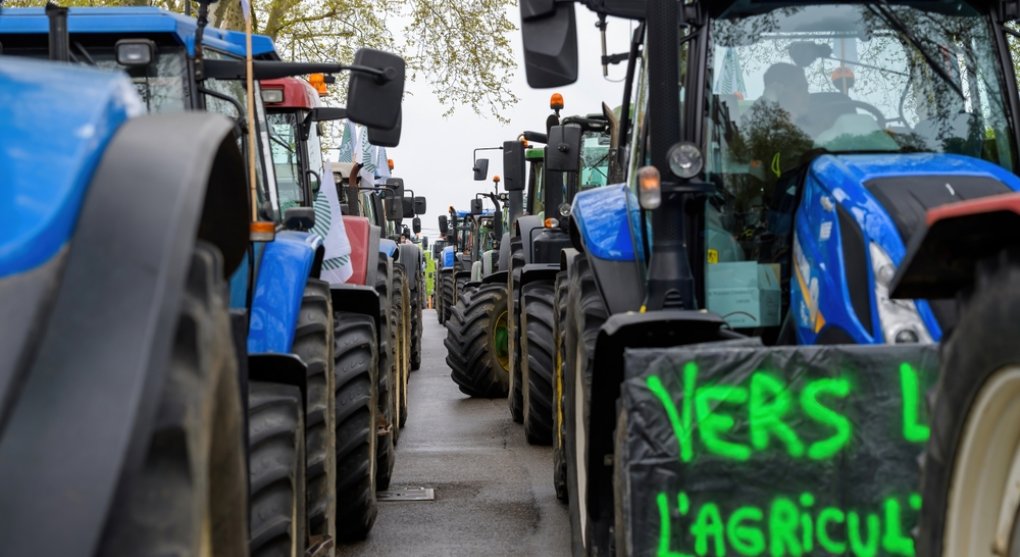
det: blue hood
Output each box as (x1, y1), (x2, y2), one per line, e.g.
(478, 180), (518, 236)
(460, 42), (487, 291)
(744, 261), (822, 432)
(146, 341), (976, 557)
(0, 57), (142, 279)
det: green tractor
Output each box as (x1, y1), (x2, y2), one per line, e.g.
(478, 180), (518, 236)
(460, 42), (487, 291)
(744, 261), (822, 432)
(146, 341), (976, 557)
(444, 180), (514, 397)
(505, 101), (617, 453)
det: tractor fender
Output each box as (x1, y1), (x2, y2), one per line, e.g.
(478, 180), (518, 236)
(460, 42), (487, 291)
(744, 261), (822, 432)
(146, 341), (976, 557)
(247, 231), (322, 354)
(0, 112), (247, 556)
(365, 225), (381, 288)
(585, 311), (728, 527)
(518, 263), (559, 290)
(379, 238), (398, 260)
(516, 215), (544, 265)
(398, 243), (421, 285)
(892, 192), (1020, 299)
(442, 245), (456, 269)
(330, 284), (383, 341)
(481, 270), (508, 285)
(342, 216), (372, 286)
(498, 232), (511, 272)
(249, 353), (308, 406)
(571, 185), (646, 314)
(560, 248), (579, 271)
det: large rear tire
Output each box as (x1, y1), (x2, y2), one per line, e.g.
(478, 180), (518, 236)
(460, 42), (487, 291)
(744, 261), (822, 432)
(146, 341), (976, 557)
(522, 279), (556, 445)
(552, 270), (569, 503)
(248, 382), (307, 557)
(392, 264), (410, 428)
(440, 271), (455, 324)
(445, 282), (511, 398)
(508, 239), (526, 424)
(410, 262), (423, 372)
(373, 258), (397, 491)
(917, 250), (1020, 557)
(565, 255), (608, 556)
(292, 279), (336, 546)
(96, 243), (247, 557)
(333, 311), (379, 541)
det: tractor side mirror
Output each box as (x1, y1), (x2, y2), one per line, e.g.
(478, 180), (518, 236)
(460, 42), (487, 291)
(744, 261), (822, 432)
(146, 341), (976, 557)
(346, 48), (405, 130)
(367, 108), (402, 148)
(402, 197), (415, 219)
(473, 158), (490, 181)
(438, 215), (449, 234)
(519, 0), (578, 88)
(413, 217), (422, 234)
(385, 177), (405, 222)
(470, 199), (484, 215)
(546, 124), (582, 172)
(414, 196), (427, 215)
(502, 140), (526, 192)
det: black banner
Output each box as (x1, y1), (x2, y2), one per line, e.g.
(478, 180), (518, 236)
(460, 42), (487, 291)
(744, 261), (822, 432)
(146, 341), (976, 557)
(618, 344), (939, 557)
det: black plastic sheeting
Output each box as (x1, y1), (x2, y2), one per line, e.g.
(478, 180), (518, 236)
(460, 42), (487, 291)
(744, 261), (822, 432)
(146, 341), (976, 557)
(617, 343), (939, 557)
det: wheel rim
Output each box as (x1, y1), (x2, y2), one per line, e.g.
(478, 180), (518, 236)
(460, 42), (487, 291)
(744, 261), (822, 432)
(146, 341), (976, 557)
(945, 365), (1020, 557)
(492, 309), (510, 372)
(574, 347), (588, 548)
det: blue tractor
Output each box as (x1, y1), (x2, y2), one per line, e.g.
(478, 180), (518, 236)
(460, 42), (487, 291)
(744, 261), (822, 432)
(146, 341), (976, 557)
(520, 0), (1020, 554)
(0, 4), (403, 554)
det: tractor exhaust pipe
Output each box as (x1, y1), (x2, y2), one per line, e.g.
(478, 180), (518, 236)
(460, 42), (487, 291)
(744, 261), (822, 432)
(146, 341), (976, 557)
(45, 3), (69, 62)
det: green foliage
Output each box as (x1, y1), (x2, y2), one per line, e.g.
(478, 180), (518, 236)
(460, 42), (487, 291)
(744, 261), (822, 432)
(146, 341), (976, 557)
(5, 0), (519, 121)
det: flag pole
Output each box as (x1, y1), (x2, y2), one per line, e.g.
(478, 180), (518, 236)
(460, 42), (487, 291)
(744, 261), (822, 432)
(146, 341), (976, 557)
(243, 0), (258, 225)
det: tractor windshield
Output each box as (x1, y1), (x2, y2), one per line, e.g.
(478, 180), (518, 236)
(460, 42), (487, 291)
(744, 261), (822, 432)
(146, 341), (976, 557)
(700, 2), (1015, 330)
(706, 3), (1014, 178)
(267, 112), (304, 211)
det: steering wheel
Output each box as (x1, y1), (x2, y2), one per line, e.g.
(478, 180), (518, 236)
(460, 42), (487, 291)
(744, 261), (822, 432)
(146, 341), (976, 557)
(847, 100), (887, 129)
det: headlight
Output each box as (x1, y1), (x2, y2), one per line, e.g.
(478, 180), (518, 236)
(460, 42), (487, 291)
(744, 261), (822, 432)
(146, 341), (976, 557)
(667, 142), (704, 179)
(869, 242), (933, 344)
(558, 203), (571, 218)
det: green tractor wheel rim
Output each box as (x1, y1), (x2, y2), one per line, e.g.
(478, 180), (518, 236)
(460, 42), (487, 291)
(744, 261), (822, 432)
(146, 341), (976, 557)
(492, 310), (510, 372)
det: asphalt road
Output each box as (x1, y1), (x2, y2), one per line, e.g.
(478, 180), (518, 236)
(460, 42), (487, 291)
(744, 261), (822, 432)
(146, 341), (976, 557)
(338, 309), (569, 557)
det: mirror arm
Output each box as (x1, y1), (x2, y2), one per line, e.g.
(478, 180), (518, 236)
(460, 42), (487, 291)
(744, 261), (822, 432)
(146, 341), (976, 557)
(200, 60), (396, 82)
(522, 131), (548, 144)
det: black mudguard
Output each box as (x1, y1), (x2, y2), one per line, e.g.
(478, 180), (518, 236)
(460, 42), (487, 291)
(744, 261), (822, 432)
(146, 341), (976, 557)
(517, 215), (543, 265)
(586, 311), (729, 523)
(482, 270), (509, 285)
(454, 270), (472, 283)
(518, 263), (559, 290)
(892, 203), (1020, 299)
(0, 113), (247, 556)
(398, 243), (421, 286)
(365, 225), (382, 288)
(589, 256), (646, 315)
(498, 232), (511, 271)
(331, 284), (383, 339)
(249, 354), (309, 408)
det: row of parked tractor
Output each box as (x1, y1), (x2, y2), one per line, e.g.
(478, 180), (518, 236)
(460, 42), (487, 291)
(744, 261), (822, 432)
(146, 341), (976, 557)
(0, 3), (429, 556)
(439, 1), (1020, 556)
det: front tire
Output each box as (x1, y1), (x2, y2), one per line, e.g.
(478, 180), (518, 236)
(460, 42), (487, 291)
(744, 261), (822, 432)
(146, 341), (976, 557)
(248, 382), (307, 557)
(522, 279), (556, 445)
(565, 255), (608, 556)
(445, 282), (511, 398)
(333, 312), (379, 541)
(292, 279), (336, 545)
(508, 239), (526, 423)
(96, 243), (247, 557)
(552, 270), (570, 503)
(917, 250), (1020, 557)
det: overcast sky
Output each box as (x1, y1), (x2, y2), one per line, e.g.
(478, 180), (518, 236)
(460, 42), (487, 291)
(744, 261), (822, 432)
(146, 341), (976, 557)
(380, 8), (635, 242)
